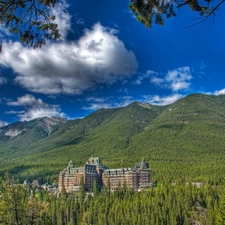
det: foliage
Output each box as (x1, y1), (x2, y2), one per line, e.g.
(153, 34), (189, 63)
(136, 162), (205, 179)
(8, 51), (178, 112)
(0, 176), (224, 224)
(1, 94), (225, 185)
(216, 185), (225, 224)
(0, 0), (61, 47)
(129, 0), (225, 28)
(0, 173), (49, 225)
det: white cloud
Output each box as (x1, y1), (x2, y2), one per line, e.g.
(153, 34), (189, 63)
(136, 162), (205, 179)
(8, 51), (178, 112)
(0, 77), (7, 85)
(214, 88), (225, 96)
(83, 96), (112, 110)
(83, 97), (112, 110)
(198, 88), (225, 96)
(8, 94), (43, 106)
(5, 110), (23, 115)
(150, 67), (192, 92)
(19, 108), (65, 122)
(0, 120), (8, 127)
(150, 77), (165, 87)
(7, 94), (66, 121)
(83, 102), (112, 111)
(166, 67), (192, 91)
(115, 96), (134, 107)
(133, 70), (157, 85)
(51, 0), (71, 41)
(83, 92), (185, 111)
(86, 97), (109, 103)
(142, 94), (183, 105)
(0, 23), (137, 95)
(83, 93), (183, 110)
(83, 96), (135, 111)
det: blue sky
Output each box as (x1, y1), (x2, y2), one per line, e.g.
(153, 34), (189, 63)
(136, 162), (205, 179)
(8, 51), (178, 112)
(0, 0), (225, 126)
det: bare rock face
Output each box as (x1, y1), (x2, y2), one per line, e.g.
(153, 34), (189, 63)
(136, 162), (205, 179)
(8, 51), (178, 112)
(37, 117), (66, 135)
(137, 102), (151, 109)
(0, 117), (67, 139)
(4, 129), (22, 137)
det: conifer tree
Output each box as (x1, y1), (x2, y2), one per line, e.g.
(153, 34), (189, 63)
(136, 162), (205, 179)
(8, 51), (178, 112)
(129, 0), (224, 28)
(216, 188), (225, 225)
(0, 173), (28, 225)
(0, 0), (61, 47)
(79, 177), (86, 204)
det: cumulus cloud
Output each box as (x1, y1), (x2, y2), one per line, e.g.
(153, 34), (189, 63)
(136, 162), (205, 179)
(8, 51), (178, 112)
(214, 88), (225, 96)
(150, 67), (192, 92)
(142, 94), (183, 105)
(0, 120), (8, 127)
(8, 94), (43, 106)
(166, 67), (192, 91)
(7, 94), (66, 121)
(0, 23), (137, 95)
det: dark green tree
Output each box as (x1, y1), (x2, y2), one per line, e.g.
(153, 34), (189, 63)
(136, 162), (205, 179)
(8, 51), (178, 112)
(0, 173), (28, 225)
(93, 178), (100, 196)
(0, 173), (51, 225)
(216, 188), (225, 225)
(79, 177), (86, 203)
(129, 0), (224, 28)
(0, 0), (61, 47)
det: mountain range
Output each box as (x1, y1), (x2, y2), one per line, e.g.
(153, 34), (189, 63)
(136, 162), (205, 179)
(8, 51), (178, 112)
(1, 93), (225, 183)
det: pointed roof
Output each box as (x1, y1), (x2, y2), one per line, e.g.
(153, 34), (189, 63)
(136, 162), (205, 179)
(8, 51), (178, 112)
(32, 180), (39, 187)
(67, 160), (74, 169)
(140, 158), (145, 169)
(140, 158), (149, 169)
(134, 159), (149, 170)
(86, 156), (102, 166)
(23, 179), (30, 186)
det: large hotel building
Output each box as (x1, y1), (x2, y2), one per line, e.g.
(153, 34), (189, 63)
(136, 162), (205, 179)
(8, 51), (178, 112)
(58, 157), (152, 192)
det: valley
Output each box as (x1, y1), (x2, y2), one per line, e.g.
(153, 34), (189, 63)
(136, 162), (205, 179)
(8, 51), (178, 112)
(0, 93), (225, 184)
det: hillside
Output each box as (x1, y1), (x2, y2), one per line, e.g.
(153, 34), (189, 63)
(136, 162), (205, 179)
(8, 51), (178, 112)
(1, 93), (225, 184)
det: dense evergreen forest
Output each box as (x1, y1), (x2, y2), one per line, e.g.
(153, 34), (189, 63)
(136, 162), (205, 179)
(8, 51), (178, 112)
(1, 94), (225, 224)
(1, 94), (225, 185)
(1, 174), (225, 225)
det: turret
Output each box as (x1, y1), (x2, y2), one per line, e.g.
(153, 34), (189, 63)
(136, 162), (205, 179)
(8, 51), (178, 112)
(67, 160), (74, 169)
(140, 158), (149, 169)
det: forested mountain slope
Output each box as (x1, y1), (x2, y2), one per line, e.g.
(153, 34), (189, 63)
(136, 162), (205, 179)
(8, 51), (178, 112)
(1, 94), (225, 184)
(0, 117), (66, 157)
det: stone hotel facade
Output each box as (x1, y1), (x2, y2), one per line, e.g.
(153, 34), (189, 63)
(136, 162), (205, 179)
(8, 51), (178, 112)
(58, 157), (152, 192)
